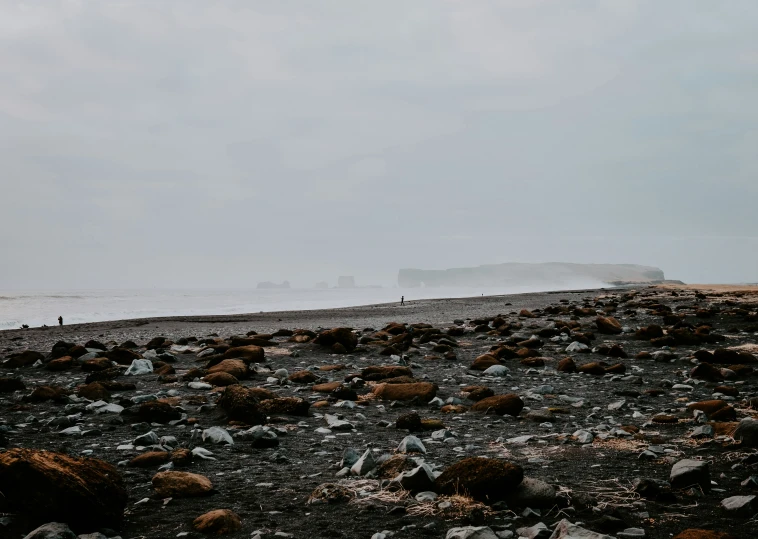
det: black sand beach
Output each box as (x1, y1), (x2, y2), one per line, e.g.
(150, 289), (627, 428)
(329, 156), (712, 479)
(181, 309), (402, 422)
(1, 286), (757, 539)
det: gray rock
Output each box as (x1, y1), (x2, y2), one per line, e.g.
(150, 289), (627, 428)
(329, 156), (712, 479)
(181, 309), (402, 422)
(397, 435), (426, 454)
(392, 463), (436, 492)
(670, 459), (710, 491)
(734, 418), (758, 447)
(78, 534), (109, 539)
(689, 425), (714, 438)
(446, 527), (498, 539)
(483, 365), (509, 377)
(548, 519), (614, 539)
(350, 448), (376, 476)
(617, 529), (645, 538)
(133, 431), (159, 446)
(325, 414), (354, 431)
(431, 429), (456, 441)
(565, 342), (588, 353)
(202, 426), (234, 445)
(341, 447), (360, 468)
(22, 523), (77, 539)
(415, 491), (437, 502)
(516, 522), (550, 539)
(124, 359), (153, 376)
(507, 477), (557, 508)
(573, 430), (594, 444)
(721, 494), (757, 516)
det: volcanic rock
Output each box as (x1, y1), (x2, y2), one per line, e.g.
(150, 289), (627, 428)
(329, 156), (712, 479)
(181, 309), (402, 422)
(435, 457), (524, 502)
(0, 449), (127, 532)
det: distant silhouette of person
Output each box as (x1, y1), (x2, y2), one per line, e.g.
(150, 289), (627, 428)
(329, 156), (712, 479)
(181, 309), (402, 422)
(401, 296), (404, 306)
(58, 316), (63, 326)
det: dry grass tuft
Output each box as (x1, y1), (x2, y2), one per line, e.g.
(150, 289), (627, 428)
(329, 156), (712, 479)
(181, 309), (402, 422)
(407, 494), (493, 520)
(559, 478), (641, 511)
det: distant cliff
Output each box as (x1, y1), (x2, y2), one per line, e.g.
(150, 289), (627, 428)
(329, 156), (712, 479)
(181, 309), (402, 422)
(398, 263), (665, 288)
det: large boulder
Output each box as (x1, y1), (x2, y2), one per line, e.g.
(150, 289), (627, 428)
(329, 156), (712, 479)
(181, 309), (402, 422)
(372, 382), (437, 402)
(217, 385), (266, 425)
(313, 328), (358, 352)
(0, 449), (127, 533)
(470, 394), (524, 417)
(152, 471), (212, 498)
(435, 457), (523, 502)
(549, 519), (614, 539)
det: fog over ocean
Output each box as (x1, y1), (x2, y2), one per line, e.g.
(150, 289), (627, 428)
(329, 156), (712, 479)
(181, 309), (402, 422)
(0, 280), (607, 329)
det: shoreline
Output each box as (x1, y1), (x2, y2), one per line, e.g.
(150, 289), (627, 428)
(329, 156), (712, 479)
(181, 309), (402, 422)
(0, 287), (615, 340)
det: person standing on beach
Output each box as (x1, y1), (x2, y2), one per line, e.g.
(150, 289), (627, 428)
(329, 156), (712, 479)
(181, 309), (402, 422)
(401, 296), (404, 306)
(58, 316), (63, 326)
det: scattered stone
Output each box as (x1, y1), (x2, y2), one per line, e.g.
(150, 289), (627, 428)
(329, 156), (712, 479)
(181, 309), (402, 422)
(435, 457), (523, 502)
(152, 471), (213, 498)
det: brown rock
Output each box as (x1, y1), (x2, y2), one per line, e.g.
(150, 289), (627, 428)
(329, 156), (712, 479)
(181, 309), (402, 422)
(372, 382), (437, 402)
(288, 370), (318, 384)
(690, 363), (724, 382)
(595, 316), (623, 335)
(0, 448), (127, 533)
(604, 363), (626, 374)
(217, 385), (266, 425)
(77, 382), (111, 401)
(81, 357), (113, 372)
(470, 354), (501, 371)
(152, 471), (212, 498)
(46, 356), (75, 371)
(128, 451), (171, 468)
(153, 363), (175, 376)
(653, 414), (679, 424)
(441, 404), (468, 413)
(27, 385), (70, 402)
(105, 347), (143, 365)
(464, 386), (494, 402)
(577, 362), (607, 375)
(556, 357), (577, 373)
(207, 359), (248, 379)
(319, 364), (346, 371)
(360, 365), (413, 381)
(137, 401), (181, 423)
(171, 448), (193, 467)
(247, 387), (278, 401)
(376, 455), (415, 479)
(636, 324), (664, 340)
(193, 509), (242, 535)
(313, 327), (358, 352)
(223, 345), (265, 363)
(687, 400), (729, 416)
(258, 397), (310, 416)
(520, 357), (545, 367)
(435, 457), (524, 502)
(396, 411), (422, 431)
(471, 394), (524, 417)
(203, 372), (239, 387)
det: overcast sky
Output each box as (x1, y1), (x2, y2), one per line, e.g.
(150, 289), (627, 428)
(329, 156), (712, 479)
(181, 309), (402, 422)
(1, 0), (757, 289)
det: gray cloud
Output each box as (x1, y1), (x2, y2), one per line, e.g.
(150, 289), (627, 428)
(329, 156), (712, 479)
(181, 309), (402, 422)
(1, 0), (757, 288)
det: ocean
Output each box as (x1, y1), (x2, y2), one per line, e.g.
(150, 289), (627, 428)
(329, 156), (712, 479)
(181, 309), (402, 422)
(0, 282), (605, 330)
